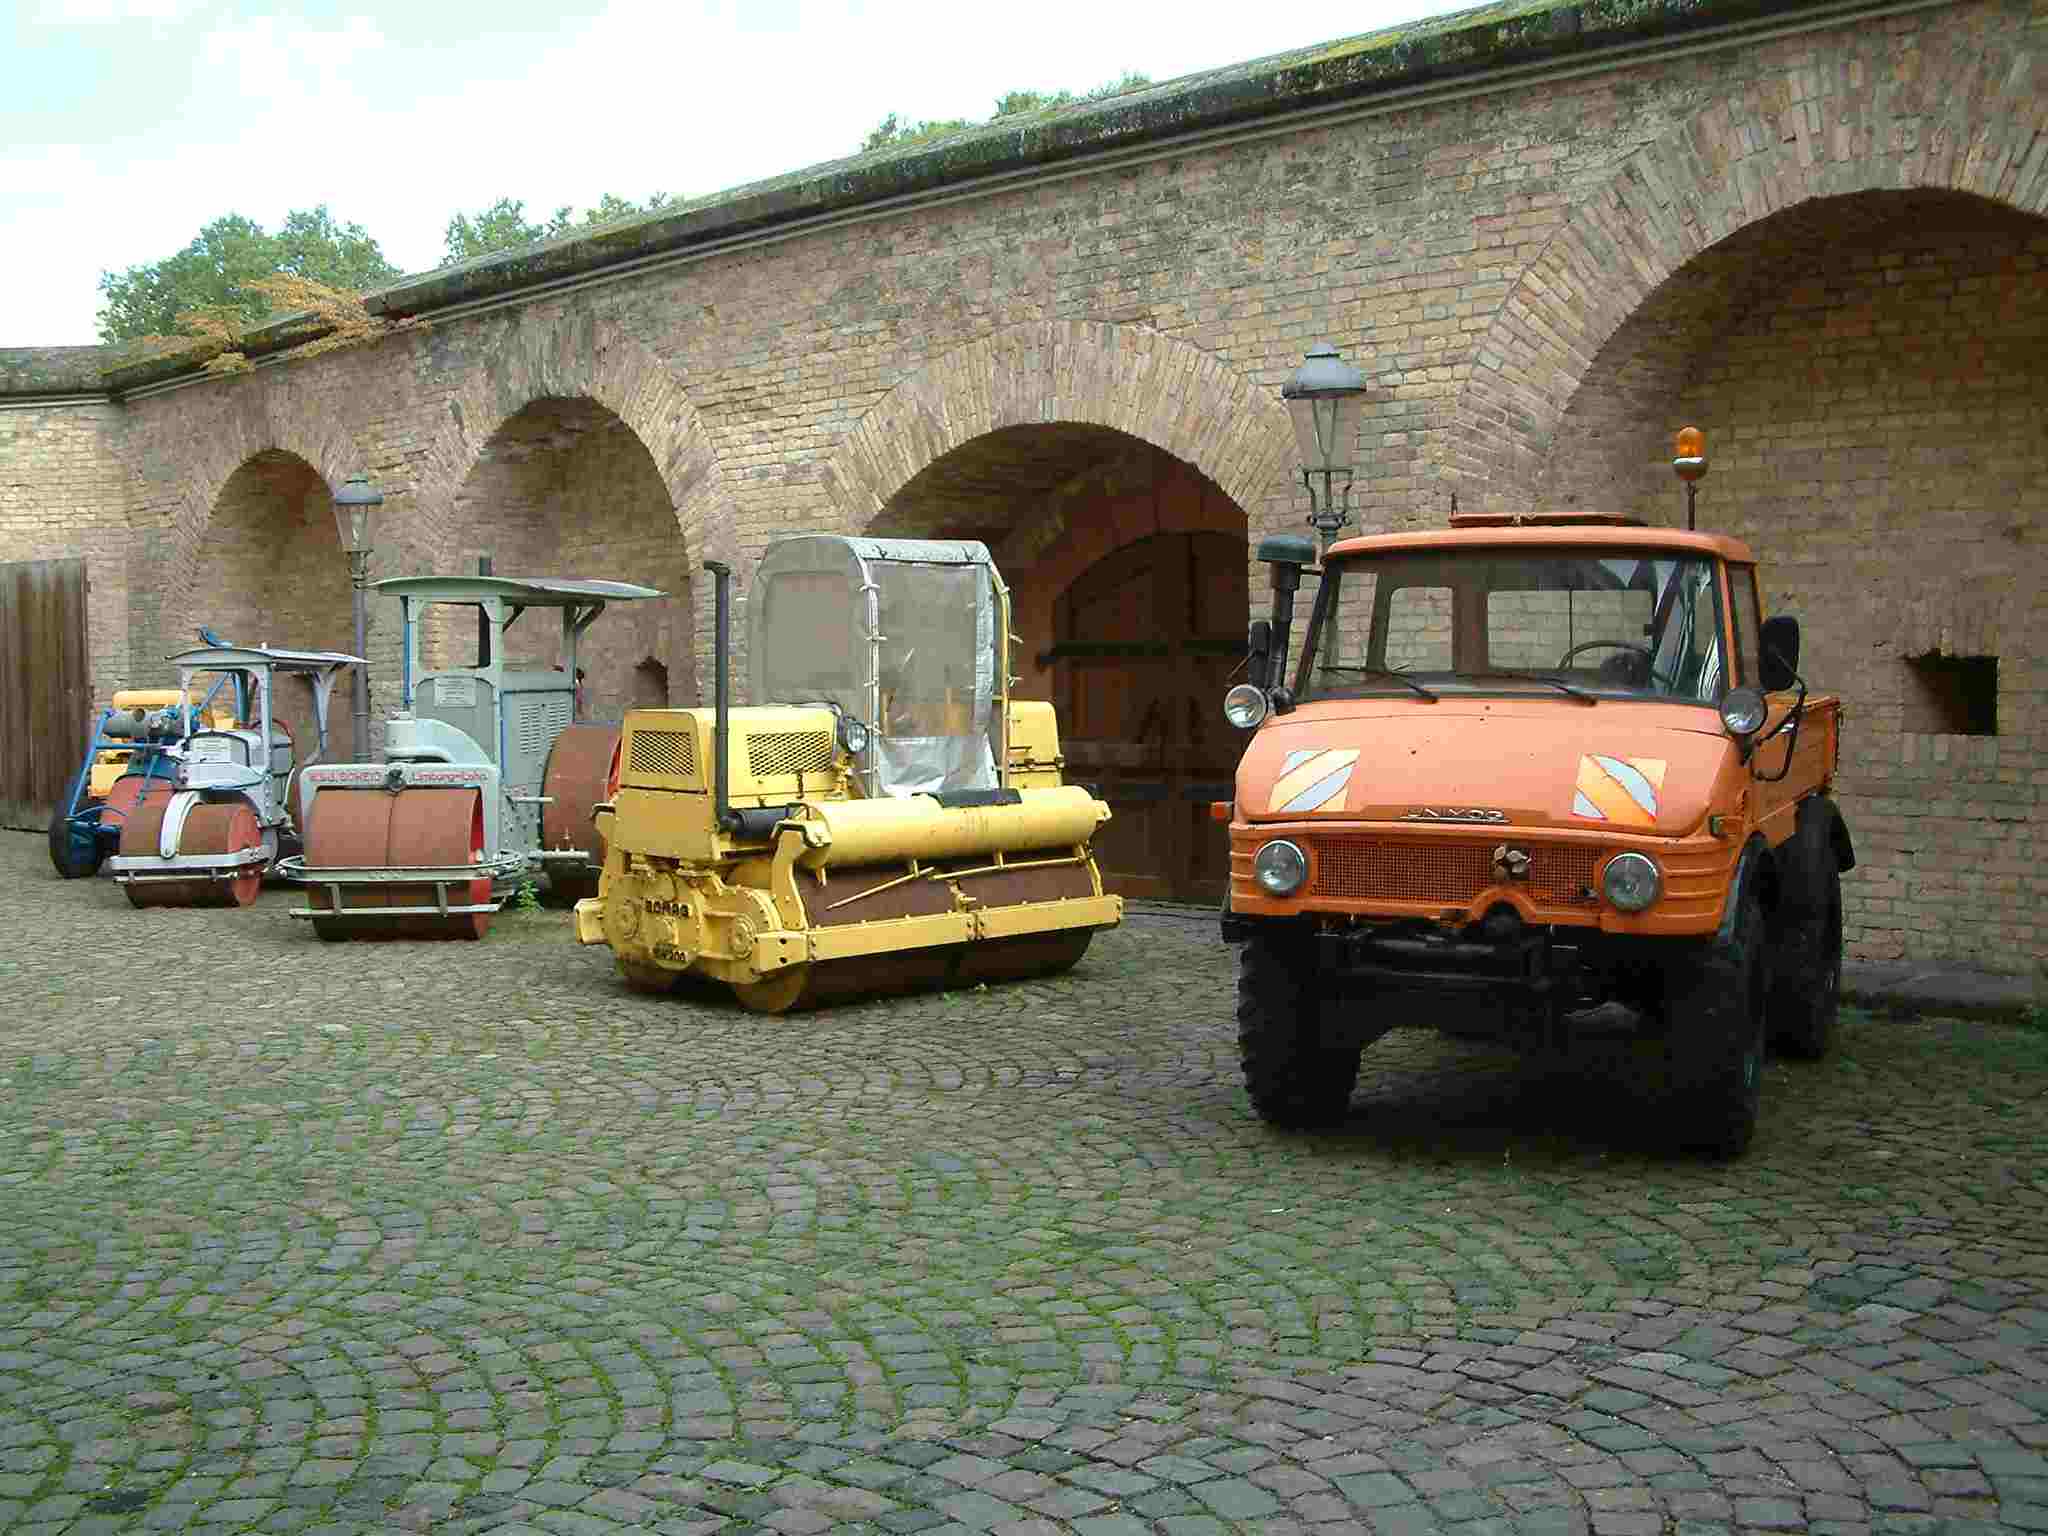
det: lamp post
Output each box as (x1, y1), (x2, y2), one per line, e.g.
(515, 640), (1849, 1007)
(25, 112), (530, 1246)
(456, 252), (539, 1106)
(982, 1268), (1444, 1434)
(331, 473), (382, 754)
(1280, 343), (1368, 553)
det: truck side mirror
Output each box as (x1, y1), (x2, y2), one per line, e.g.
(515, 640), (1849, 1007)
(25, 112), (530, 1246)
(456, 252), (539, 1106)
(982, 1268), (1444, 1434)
(1254, 536), (1315, 694)
(1759, 614), (1800, 692)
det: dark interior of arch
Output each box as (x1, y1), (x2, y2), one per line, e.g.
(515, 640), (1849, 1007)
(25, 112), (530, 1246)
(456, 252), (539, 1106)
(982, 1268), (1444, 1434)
(872, 423), (1158, 541)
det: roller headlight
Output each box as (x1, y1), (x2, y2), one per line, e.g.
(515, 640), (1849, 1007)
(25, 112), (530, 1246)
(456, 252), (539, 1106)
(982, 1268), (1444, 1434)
(1224, 684), (1268, 730)
(1253, 839), (1308, 897)
(836, 713), (871, 758)
(1719, 686), (1767, 739)
(1602, 851), (1663, 913)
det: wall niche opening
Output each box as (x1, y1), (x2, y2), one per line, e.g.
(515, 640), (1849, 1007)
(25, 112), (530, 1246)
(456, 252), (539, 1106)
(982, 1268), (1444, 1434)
(632, 657), (670, 709)
(1902, 653), (1997, 736)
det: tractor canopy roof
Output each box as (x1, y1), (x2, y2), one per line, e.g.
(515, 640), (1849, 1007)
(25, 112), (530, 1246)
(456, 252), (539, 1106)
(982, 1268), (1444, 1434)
(163, 645), (363, 674)
(372, 576), (665, 606)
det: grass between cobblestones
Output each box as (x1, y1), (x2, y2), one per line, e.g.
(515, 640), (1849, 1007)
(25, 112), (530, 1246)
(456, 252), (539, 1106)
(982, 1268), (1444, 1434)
(2, 832), (2045, 1536)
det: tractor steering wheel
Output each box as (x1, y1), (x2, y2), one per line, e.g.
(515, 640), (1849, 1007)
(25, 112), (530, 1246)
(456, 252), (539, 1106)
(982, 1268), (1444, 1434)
(1556, 640), (1675, 689)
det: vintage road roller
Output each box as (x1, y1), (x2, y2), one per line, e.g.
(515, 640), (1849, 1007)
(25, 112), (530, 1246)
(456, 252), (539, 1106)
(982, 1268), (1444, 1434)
(98, 643), (361, 906)
(576, 536), (1123, 1010)
(47, 678), (242, 880)
(279, 575), (661, 939)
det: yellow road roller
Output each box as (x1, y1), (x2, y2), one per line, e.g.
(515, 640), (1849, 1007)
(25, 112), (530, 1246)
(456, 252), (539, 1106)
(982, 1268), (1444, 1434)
(576, 536), (1122, 1010)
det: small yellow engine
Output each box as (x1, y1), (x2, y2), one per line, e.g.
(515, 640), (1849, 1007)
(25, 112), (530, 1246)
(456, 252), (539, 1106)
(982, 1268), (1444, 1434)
(575, 537), (1122, 1011)
(87, 688), (238, 798)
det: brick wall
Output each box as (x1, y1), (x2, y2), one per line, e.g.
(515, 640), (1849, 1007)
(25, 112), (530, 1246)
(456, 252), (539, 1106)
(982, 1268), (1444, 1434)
(1, 0), (2042, 967)
(1673, 217), (2047, 970)
(0, 403), (133, 701)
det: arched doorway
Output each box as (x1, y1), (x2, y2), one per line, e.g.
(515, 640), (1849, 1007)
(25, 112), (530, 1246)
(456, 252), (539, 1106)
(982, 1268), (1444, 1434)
(1050, 531), (1246, 903)
(867, 426), (1251, 904)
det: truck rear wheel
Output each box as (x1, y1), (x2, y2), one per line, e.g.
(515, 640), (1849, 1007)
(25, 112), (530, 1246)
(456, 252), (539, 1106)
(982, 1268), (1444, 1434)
(1237, 931), (1357, 1128)
(1668, 878), (1767, 1158)
(1770, 813), (1842, 1061)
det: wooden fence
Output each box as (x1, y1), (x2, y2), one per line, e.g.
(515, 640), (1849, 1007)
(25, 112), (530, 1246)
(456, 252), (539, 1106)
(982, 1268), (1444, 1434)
(0, 558), (90, 832)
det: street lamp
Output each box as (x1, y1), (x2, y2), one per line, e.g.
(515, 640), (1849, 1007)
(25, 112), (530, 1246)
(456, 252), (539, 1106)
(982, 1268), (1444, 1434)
(1280, 343), (1368, 552)
(331, 473), (382, 754)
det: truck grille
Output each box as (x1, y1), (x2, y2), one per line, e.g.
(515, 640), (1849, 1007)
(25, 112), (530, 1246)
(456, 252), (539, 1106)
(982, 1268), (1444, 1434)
(1303, 835), (1601, 907)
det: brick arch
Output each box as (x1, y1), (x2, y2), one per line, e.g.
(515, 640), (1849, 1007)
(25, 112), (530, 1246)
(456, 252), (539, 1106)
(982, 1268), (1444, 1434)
(417, 309), (731, 563)
(1452, 31), (2048, 513)
(411, 306), (738, 689)
(158, 392), (374, 627)
(818, 320), (1299, 533)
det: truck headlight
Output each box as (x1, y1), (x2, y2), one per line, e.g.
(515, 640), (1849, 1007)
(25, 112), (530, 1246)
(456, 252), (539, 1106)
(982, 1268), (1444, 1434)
(1253, 839), (1308, 896)
(1223, 684), (1268, 729)
(1719, 686), (1767, 738)
(836, 713), (870, 758)
(1602, 852), (1662, 912)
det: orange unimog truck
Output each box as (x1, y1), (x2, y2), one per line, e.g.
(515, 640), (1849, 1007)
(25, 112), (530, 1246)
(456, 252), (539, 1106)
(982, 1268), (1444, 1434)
(1219, 431), (1850, 1156)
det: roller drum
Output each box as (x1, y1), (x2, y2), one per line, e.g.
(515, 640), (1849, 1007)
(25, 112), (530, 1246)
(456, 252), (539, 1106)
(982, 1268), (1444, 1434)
(119, 797), (263, 908)
(730, 853), (1102, 1013)
(102, 772), (175, 834)
(541, 723), (618, 905)
(302, 786), (492, 941)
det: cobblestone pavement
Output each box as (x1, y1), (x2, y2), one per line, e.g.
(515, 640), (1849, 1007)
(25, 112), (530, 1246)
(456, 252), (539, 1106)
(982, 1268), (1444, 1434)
(3, 832), (2046, 1536)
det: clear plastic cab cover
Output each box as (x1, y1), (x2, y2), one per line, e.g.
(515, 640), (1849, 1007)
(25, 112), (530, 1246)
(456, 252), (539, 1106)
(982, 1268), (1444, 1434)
(749, 536), (998, 796)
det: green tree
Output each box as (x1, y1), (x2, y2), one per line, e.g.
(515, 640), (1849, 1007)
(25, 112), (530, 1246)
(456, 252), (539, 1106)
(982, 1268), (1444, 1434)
(96, 206), (399, 343)
(442, 192), (676, 266)
(863, 72), (1152, 155)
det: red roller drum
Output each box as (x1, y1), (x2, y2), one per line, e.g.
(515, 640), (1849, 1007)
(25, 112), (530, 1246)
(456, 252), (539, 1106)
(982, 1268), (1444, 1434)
(102, 772), (175, 835)
(541, 723), (619, 906)
(302, 786), (492, 941)
(118, 796), (264, 908)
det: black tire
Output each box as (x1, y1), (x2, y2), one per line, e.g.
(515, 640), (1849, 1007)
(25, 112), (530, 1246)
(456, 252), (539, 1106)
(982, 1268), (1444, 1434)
(1667, 875), (1768, 1158)
(1236, 931), (1357, 1128)
(1770, 811), (1843, 1061)
(47, 805), (105, 879)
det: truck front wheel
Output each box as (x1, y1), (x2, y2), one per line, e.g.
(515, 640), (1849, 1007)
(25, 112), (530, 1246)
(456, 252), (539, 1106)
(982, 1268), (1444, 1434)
(1770, 812), (1843, 1061)
(1237, 932), (1358, 1128)
(1666, 879), (1767, 1158)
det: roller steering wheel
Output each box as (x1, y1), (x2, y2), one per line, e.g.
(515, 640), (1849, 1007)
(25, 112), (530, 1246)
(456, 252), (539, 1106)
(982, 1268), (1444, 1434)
(1556, 640), (1675, 689)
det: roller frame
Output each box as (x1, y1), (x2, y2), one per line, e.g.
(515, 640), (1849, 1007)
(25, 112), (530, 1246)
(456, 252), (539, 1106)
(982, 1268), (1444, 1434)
(276, 852), (525, 921)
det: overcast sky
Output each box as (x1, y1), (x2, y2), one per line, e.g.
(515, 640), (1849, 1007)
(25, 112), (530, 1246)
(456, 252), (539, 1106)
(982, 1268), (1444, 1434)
(5, 0), (1475, 348)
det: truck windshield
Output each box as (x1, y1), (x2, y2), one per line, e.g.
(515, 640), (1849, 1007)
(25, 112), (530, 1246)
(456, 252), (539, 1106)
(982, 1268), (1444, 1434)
(1296, 549), (1728, 706)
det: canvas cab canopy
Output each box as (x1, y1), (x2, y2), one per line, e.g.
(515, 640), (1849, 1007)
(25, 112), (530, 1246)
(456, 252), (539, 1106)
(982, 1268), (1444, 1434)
(748, 536), (1005, 797)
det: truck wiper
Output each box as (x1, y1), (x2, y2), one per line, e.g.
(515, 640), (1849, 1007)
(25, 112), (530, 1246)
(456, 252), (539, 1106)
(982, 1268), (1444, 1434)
(1317, 666), (1439, 702)
(1464, 670), (1599, 704)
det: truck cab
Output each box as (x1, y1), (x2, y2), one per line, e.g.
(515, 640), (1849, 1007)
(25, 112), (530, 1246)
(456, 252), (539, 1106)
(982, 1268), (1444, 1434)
(1221, 502), (1851, 1156)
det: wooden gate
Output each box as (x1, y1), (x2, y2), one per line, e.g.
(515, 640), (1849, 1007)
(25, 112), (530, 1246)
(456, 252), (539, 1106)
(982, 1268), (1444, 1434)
(0, 559), (91, 832)
(1048, 532), (1246, 904)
